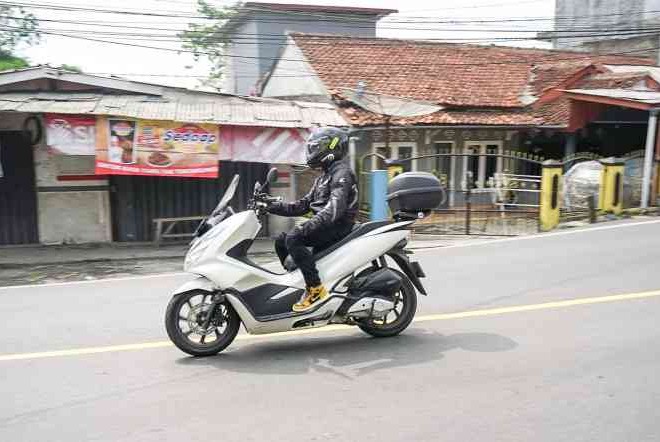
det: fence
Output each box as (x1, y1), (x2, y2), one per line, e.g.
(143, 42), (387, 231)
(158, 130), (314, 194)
(359, 152), (544, 236)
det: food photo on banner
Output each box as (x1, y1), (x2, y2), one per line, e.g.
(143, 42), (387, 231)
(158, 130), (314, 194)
(95, 118), (220, 178)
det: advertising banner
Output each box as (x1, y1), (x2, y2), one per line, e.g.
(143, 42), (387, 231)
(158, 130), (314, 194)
(219, 126), (308, 165)
(45, 114), (96, 156)
(95, 119), (219, 178)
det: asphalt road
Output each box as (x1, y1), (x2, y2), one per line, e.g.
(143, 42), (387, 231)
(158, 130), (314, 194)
(1, 220), (660, 441)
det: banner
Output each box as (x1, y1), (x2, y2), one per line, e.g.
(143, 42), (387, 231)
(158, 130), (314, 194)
(220, 126), (309, 165)
(46, 114), (96, 156)
(95, 119), (219, 178)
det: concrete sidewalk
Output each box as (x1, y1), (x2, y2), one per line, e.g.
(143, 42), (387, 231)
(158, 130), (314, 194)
(0, 239), (277, 269)
(0, 234), (496, 269)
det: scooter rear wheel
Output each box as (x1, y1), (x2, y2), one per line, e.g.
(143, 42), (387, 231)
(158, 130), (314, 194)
(358, 269), (417, 338)
(165, 290), (241, 357)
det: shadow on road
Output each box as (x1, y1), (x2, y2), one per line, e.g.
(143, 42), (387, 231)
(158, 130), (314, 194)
(176, 329), (517, 379)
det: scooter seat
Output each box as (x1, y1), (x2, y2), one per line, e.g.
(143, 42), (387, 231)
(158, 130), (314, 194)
(283, 220), (392, 272)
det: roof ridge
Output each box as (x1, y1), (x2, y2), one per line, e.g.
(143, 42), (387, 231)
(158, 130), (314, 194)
(289, 32), (654, 60)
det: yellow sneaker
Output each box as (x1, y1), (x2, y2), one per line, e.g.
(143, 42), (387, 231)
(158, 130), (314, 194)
(292, 285), (328, 312)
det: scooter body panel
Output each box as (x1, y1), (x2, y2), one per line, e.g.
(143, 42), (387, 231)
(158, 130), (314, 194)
(178, 209), (413, 334)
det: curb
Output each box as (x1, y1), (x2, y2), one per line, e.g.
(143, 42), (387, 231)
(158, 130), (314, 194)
(0, 250), (277, 269)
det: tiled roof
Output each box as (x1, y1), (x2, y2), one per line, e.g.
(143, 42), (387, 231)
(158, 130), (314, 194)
(577, 72), (652, 89)
(336, 96), (543, 126)
(291, 34), (653, 109)
(289, 34), (655, 127)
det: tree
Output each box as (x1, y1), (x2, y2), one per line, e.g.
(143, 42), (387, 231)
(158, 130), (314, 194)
(0, 5), (40, 71)
(57, 64), (83, 73)
(179, 0), (238, 89)
(0, 53), (28, 71)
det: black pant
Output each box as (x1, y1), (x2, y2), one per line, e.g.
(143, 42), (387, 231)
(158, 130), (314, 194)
(275, 221), (354, 288)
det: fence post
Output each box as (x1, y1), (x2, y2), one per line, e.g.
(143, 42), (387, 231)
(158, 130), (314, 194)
(540, 160), (562, 232)
(588, 194), (597, 223)
(370, 170), (389, 221)
(599, 158), (624, 215)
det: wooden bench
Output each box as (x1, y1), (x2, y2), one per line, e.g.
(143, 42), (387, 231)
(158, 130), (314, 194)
(153, 216), (206, 245)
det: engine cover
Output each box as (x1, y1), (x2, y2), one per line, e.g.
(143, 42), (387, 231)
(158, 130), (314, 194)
(346, 297), (395, 319)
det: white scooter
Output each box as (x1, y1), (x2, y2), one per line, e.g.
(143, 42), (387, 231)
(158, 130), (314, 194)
(165, 168), (440, 357)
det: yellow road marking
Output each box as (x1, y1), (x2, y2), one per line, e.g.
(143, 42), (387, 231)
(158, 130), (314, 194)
(2, 289), (660, 362)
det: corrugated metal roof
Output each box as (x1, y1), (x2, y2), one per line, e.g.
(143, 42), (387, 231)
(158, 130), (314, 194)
(565, 88), (660, 105)
(0, 92), (348, 128)
(603, 65), (660, 85)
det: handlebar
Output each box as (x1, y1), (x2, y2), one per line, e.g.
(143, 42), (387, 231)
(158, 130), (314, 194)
(249, 193), (282, 214)
(262, 195), (283, 204)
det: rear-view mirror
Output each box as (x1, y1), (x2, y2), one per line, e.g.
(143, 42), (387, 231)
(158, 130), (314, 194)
(266, 167), (278, 184)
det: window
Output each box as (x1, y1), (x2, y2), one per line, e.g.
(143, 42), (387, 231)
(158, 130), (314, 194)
(462, 141), (503, 190)
(433, 142), (452, 182)
(371, 142), (418, 171)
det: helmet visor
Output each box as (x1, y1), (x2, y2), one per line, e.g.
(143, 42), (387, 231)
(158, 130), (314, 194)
(306, 136), (334, 166)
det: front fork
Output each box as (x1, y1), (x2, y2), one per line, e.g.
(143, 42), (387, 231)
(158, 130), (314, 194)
(200, 292), (227, 330)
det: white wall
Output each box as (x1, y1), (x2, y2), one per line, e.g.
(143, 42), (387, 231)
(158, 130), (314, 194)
(223, 21), (262, 95)
(267, 164), (298, 238)
(555, 0), (660, 50)
(261, 38), (329, 99)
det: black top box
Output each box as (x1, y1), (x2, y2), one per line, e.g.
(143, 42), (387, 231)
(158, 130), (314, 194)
(386, 172), (444, 214)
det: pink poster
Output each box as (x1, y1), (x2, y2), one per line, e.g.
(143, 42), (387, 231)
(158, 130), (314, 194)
(45, 114), (96, 155)
(220, 126), (309, 165)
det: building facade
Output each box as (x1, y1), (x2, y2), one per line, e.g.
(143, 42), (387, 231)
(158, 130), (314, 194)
(552, 0), (660, 62)
(0, 67), (346, 246)
(221, 2), (396, 95)
(262, 34), (656, 209)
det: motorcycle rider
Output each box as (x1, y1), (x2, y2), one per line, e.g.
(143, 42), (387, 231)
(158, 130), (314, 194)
(268, 127), (358, 312)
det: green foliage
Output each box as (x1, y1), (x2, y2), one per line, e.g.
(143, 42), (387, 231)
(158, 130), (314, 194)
(57, 64), (83, 73)
(179, 1), (240, 89)
(0, 53), (28, 71)
(0, 6), (40, 54)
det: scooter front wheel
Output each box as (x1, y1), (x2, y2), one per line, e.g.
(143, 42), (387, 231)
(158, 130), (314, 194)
(165, 290), (241, 357)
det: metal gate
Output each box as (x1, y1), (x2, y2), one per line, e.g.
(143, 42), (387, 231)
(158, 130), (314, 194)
(111, 161), (269, 242)
(415, 170), (541, 236)
(0, 131), (39, 245)
(361, 152), (543, 236)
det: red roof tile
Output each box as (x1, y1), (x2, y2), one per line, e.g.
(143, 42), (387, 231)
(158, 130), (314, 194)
(288, 34), (654, 127)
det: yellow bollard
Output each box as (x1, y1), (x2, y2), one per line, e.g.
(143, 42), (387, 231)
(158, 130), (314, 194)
(540, 160), (562, 232)
(387, 164), (404, 181)
(598, 158), (624, 215)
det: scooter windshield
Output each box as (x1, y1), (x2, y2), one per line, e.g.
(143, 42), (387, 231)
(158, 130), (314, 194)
(212, 174), (240, 215)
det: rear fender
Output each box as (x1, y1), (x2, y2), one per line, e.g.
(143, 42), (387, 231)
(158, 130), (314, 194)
(387, 247), (428, 295)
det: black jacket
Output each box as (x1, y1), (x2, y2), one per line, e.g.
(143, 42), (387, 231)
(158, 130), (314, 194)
(269, 160), (358, 233)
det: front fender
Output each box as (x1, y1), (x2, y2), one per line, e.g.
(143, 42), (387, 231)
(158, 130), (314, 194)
(171, 276), (218, 296)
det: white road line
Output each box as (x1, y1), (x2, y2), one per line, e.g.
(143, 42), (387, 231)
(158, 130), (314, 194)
(413, 218), (660, 253)
(0, 272), (187, 291)
(1, 288), (659, 362)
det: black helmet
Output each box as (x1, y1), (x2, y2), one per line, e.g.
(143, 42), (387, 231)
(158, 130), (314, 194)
(305, 127), (348, 168)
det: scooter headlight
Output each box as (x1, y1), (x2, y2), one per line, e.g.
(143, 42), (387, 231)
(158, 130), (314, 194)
(184, 238), (206, 270)
(184, 221), (229, 270)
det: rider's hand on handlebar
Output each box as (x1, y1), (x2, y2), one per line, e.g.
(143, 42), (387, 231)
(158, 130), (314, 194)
(251, 193), (282, 213)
